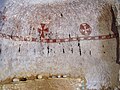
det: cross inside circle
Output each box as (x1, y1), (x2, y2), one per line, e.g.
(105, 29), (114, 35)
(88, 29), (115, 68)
(80, 23), (92, 36)
(38, 23), (49, 39)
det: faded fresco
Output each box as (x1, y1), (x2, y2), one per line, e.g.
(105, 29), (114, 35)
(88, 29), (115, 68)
(0, 0), (120, 89)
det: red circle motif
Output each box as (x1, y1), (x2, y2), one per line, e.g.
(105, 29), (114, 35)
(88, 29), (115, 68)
(80, 23), (92, 36)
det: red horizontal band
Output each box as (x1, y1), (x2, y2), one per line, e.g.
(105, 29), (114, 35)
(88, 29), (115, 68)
(0, 33), (117, 43)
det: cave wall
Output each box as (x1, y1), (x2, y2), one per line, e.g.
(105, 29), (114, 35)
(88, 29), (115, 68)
(0, 0), (120, 89)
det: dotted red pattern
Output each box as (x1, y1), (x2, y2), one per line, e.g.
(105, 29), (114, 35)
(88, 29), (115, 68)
(0, 33), (117, 43)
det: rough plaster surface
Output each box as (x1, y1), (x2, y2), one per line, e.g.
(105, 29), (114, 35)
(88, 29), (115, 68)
(0, 0), (120, 89)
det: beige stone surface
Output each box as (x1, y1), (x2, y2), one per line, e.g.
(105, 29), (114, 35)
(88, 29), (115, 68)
(0, 78), (86, 90)
(0, 0), (120, 89)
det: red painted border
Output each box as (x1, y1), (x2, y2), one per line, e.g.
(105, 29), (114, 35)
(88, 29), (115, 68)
(0, 33), (117, 43)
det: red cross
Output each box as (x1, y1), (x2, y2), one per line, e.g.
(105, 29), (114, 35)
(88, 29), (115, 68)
(38, 23), (49, 39)
(80, 23), (92, 36)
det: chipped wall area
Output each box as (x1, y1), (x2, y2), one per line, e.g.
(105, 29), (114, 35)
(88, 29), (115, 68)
(0, 0), (120, 89)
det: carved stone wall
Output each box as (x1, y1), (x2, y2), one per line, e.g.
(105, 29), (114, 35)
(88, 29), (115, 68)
(0, 0), (120, 89)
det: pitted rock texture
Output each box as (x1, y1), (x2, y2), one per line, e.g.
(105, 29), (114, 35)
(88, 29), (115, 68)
(0, 0), (120, 89)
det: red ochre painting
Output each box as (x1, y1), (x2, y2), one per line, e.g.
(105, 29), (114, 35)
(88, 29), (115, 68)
(0, 22), (117, 43)
(0, 8), (118, 44)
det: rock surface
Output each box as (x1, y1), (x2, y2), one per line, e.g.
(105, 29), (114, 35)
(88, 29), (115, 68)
(0, 78), (86, 90)
(0, 0), (120, 89)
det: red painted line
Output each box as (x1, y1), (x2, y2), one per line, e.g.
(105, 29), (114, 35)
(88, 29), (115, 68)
(24, 37), (27, 41)
(19, 36), (24, 41)
(52, 39), (56, 43)
(32, 38), (37, 42)
(0, 33), (117, 43)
